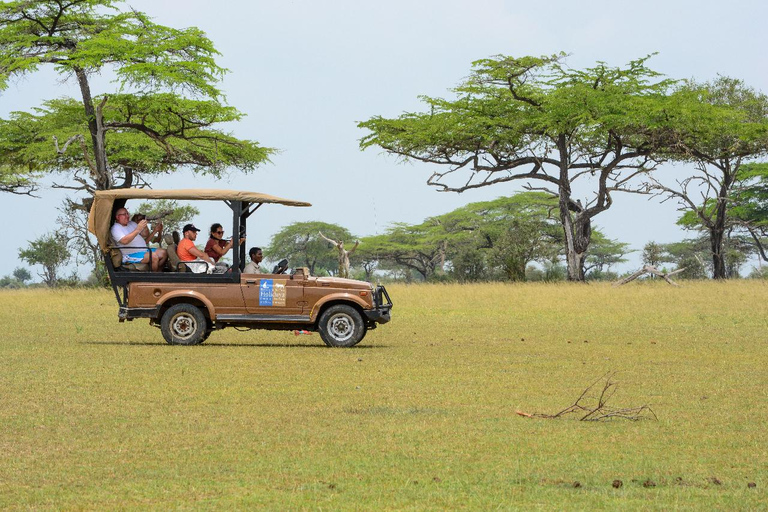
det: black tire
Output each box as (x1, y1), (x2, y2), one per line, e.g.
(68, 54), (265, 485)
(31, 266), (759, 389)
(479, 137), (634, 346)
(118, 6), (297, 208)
(161, 303), (208, 345)
(317, 304), (366, 347)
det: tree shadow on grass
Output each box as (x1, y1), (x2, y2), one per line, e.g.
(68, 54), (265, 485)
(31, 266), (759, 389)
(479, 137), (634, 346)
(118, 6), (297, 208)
(81, 340), (387, 349)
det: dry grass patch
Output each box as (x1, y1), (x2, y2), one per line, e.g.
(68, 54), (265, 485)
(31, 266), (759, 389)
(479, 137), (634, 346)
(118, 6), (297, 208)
(0, 282), (766, 510)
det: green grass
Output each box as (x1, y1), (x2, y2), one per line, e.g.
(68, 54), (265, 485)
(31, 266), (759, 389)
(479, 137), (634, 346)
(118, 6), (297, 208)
(1, 282), (767, 510)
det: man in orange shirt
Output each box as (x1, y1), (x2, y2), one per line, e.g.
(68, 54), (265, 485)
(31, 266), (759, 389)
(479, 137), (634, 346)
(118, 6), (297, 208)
(177, 224), (216, 273)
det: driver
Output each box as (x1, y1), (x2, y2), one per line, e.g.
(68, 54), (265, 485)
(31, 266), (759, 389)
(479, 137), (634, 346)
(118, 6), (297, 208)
(242, 247), (262, 274)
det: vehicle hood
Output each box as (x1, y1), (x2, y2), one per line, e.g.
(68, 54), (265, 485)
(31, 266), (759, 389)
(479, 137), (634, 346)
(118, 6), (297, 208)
(311, 276), (372, 289)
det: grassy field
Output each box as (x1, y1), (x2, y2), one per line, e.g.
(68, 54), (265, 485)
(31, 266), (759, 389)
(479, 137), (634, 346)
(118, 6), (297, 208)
(1, 281), (766, 510)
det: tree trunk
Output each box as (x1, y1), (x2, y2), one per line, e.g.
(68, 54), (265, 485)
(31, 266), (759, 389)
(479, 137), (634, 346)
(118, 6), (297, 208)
(505, 256), (527, 281)
(557, 135), (590, 281)
(710, 226), (727, 279)
(74, 67), (110, 190)
(563, 222), (589, 281)
(434, 240), (447, 276)
(709, 174), (732, 280)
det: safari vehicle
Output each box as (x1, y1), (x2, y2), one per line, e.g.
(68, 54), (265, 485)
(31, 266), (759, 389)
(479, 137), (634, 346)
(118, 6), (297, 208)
(87, 189), (392, 347)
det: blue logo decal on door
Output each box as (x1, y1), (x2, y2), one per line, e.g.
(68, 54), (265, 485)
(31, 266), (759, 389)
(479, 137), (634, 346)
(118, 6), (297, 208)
(259, 279), (273, 306)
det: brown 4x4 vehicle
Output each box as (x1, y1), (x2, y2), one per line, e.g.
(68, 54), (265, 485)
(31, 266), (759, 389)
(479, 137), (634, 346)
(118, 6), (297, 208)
(87, 188), (392, 347)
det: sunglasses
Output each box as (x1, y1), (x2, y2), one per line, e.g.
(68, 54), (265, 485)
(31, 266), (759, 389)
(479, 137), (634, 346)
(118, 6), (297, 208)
(215, 230), (224, 234)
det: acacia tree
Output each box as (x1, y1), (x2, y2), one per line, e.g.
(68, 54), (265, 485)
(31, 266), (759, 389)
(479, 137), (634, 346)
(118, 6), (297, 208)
(731, 164), (768, 261)
(18, 232), (70, 286)
(432, 193), (562, 281)
(361, 222), (448, 282)
(0, 0), (272, 201)
(267, 221), (354, 276)
(360, 193), (625, 283)
(642, 241), (664, 268)
(660, 240), (709, 279)
(360, 54), (679, 281)
(583, 231), (630, 279)
(132, 199), (199, 235)
(647, 78), (768, 278)
(12, 266), (31, 283)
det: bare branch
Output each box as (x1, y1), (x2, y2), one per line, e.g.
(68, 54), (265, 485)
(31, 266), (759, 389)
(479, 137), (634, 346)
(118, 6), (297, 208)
(0, 179), (40, 197)
(52, 133), (83, 155)
(516, 372), (657, 422)
(613, 265), (685, 286)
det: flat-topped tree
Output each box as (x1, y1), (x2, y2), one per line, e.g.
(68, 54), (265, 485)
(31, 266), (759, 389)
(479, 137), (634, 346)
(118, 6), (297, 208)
(427, 193), (563, 282)
(359, 54), (677, 281)
(730, 163), (768, 262)
(0, 0), (273, 201)
(266, 222), (355, 277)
(647, 78), (768, 279)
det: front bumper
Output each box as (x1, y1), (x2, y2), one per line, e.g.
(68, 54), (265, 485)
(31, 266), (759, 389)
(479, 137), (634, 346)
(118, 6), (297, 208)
(365, 285), (393, 325)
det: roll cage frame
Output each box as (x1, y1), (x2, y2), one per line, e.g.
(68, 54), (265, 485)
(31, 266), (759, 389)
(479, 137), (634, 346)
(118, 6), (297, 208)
(88, 189), (311, 309)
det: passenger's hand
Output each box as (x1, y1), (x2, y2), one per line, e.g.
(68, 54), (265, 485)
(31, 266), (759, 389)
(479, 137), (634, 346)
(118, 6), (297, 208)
(137, 219), (148, 231)
(239, 237), (246, 245)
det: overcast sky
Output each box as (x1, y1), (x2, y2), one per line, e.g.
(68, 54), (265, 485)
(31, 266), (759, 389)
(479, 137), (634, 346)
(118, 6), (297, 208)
(2, 0), (767, 278)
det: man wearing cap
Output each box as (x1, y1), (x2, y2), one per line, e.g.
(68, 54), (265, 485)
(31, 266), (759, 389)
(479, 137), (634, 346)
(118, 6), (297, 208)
(177, 224), (216, 273)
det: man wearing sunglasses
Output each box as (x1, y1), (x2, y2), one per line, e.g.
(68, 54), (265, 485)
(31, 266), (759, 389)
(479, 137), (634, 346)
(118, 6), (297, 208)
(111, 207), (168, 271)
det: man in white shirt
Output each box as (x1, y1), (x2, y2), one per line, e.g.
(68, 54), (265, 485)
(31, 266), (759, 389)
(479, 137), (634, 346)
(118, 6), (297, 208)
(243, 247), (263, 274)
(111, 207), (168, 271)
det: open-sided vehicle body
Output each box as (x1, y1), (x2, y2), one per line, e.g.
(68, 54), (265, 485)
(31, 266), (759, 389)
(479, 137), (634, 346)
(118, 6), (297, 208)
(87, 188), (392, 347)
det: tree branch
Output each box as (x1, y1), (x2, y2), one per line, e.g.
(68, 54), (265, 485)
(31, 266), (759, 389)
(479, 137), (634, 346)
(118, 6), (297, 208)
(516, 372), (657, 421)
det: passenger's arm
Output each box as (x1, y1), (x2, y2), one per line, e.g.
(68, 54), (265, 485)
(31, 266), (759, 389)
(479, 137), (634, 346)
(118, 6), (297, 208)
(211, 240), (233, 256)
(148, 221), (163, 243)
(189, 246), (215, 264)
(118, 220), (148, 244)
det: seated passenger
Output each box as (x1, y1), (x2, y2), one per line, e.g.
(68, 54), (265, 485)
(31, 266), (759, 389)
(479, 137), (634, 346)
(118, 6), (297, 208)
(132, 213), (163, 245)
(111, 207), (167, 271)
(243, 247), (263, 274)
(204, 223), (245, 262)
(177, 224), (225, 273)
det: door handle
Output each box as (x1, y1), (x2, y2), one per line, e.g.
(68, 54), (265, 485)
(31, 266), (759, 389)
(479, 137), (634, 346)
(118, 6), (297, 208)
(245, 280), (257, 284)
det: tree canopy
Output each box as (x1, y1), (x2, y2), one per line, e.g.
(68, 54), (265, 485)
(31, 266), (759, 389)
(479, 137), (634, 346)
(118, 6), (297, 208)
(647, 77), (768, 278)
(18, 231), (69, 286)
(730, 163), (768, 260)
(266, 221), (355, 276)
(356, 192), (626, 282)
(360, 54), (681, 280)
(0, 0), (273, 200)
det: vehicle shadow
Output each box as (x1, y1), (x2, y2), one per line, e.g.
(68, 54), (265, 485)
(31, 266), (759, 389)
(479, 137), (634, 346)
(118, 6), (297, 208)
(81, 340), (386, 349)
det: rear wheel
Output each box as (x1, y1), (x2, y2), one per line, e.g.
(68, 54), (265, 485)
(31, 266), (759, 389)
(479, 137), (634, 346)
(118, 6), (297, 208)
(161, 304), (208, 345)
(317, 304), (366, 347)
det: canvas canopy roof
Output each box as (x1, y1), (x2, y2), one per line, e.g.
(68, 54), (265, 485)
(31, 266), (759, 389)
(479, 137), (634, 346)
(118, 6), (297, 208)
(88, 188), (311, 252)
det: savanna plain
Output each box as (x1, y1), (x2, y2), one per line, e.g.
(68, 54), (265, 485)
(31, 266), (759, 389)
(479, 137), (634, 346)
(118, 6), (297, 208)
(1, 281), (766, 510)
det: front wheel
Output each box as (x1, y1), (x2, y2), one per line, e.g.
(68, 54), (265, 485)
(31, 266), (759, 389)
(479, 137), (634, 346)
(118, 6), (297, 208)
(161, 304), (208, 345)
(317, 304), (366, 347)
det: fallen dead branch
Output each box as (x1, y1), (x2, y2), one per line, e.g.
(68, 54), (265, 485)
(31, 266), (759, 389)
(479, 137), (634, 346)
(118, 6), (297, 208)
(516, 371), (657, 421)
(613, 265), (686, 286)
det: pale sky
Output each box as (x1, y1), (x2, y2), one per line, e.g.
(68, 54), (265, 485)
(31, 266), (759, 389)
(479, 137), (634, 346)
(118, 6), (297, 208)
(2, 0), (767, 279)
